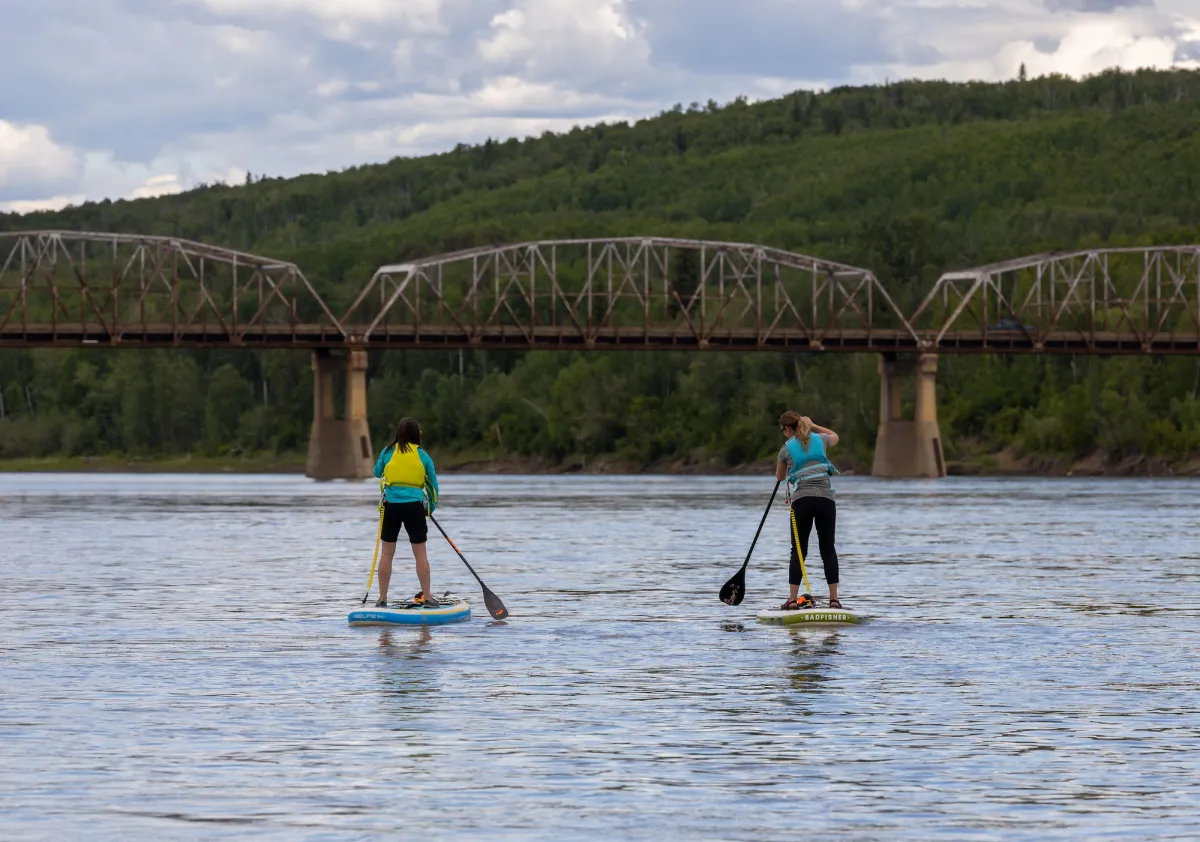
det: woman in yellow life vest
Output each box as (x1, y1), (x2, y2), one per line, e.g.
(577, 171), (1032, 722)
(371, 417), (440, 608)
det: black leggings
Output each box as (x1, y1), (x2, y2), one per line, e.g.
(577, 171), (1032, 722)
(789, 497), (838, 586)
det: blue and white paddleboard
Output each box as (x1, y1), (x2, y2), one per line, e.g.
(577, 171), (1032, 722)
(348, 594), (471, 627)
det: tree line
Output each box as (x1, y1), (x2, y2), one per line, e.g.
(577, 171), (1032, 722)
(2, 68), (1200, 469)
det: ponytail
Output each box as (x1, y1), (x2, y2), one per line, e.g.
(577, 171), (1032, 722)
(779, 410), (812, 448)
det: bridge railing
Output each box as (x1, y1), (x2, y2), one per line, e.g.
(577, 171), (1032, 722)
(0, 231), (345, 347)
(912, 246), (1200, 354)
(340, 238), (920, 351)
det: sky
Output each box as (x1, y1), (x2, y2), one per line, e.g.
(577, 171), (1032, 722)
(1, 0), (1198, 214)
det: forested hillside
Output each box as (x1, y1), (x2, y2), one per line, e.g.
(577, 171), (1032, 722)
(3, 68), (1200, 472)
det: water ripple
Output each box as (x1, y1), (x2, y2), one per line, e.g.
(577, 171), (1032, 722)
(2, 474), (1199, 839)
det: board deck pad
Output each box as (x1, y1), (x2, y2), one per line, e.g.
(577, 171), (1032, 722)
(348, 593), (471, 627)
(756, 604), (864, 627)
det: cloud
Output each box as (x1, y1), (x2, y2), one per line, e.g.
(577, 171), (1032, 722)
(1002, 18), (1178, 78)
(1176, 14), (1200, 65)
(1042, 0), (1150, 11)
(631, 0), (892, 83)
(2, 0), (1198, 213)
(0, 194), (87, 215)
(128, 174), (187, 200)
(479, 0), (650, 86)
(0, 121), (77, 193)
(841, 0), (1196, 84)
(198, 0), (447, 42)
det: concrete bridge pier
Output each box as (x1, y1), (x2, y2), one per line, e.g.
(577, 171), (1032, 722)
(306, 349), (374, 481)
(871, 353), (947, 479)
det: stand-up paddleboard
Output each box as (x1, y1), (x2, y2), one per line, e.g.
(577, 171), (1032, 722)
(756, 604), (864, 627)
(348, 594), (470, 627)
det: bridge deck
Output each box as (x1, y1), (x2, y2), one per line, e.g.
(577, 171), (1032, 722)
(3, 323), (1197, 354)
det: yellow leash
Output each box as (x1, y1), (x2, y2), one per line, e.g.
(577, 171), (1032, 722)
(789, 504), (813, 595)
(360, 489), (385, 605)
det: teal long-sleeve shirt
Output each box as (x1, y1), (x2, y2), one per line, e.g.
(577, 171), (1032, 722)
(373, 444), (439, 511)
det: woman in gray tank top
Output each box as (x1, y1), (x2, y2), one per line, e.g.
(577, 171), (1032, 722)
(775, 411), (842, 610)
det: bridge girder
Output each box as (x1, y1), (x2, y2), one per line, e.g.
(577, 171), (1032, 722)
(3, 232), (1199, 355)
(915, 245), (1200, 354)
(340, 237), (920, 352)
(0, 230), (344, 347)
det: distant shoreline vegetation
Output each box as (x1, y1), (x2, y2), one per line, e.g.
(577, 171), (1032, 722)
(2, 449), (1197, 478)
(3, 69), (1200, 470)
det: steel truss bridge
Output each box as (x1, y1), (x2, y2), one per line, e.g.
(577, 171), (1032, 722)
(1, 231), (1198, 355)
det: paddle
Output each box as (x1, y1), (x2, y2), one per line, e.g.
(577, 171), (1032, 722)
(430, 515), (510, 620)
(719, 480), (781, 606)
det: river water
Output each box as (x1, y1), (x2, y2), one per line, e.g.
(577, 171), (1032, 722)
(1, 474), (1198, 840)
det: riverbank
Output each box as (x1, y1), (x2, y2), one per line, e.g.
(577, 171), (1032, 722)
(0, 454), (307, 474)
(947, 447), (1200, 477)
(2, 449), (1198, 476)
(0, 452), (795, 476)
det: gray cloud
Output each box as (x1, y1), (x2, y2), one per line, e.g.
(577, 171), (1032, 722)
(1042, 0), (1152, 11)
(629, 0), (892, 81)
(0, 2), (325, 160)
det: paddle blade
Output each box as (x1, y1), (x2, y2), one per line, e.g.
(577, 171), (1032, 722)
(719, 567), (747, 606)
(482, 586), (509, 620)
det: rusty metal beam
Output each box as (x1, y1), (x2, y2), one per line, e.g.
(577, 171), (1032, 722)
(3, 233), (1199, 354)
(0, 231), (345, 347)
(340, 237), (917, 351)
(913, 245), (1200, 354)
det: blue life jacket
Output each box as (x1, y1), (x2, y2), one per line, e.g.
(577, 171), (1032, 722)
(785, 434), (837, 499)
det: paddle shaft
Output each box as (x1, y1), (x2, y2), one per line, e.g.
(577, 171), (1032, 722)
(739, 480), (781, 575)
(429, 515), (509, 619)
(430, 515), (486, 586)
(719, 480), (782, 605)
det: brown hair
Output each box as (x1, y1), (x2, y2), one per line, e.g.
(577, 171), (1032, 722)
(391, 417), (422, 454)
(779, 410), (812, 448)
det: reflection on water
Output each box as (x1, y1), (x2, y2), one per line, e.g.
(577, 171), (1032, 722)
(377, 626), (434, 659)
(2, 473), (1200, 839)
(373, 627), (436, 699)
(785, 630), (842, 694)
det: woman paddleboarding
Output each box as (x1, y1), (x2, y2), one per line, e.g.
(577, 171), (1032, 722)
(775, 411), (842, 611)
(372, 417), (440, 608)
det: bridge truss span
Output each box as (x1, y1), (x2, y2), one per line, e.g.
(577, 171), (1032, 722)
(913, 245), (1200, 355)
(7, 232), (1197, 357)
(0, 231), (345, 347)
(341, 238), (921, 352)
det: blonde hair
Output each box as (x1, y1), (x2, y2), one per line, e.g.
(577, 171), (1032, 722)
(779, 411), (812, 447)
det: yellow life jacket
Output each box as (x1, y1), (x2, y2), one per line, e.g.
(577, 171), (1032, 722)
(382, 443), (425, 489)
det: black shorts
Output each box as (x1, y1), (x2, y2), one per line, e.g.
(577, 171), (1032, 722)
(381, 501), (428, 544)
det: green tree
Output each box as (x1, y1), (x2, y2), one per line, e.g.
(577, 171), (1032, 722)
(204, 363), (253, 452)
